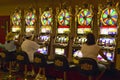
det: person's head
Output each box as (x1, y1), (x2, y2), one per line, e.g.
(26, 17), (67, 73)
(86, 32), (95, 45)
(25, 32), (33, 40)
(6, 32), (15, 41)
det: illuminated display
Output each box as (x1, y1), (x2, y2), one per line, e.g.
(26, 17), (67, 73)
(77, 26), (92, 34)
(101, 8), (118, 25)
(37, 47), (48, 55)
(100, 27), (117, 35)
(40, 26), (51, 33)
(38, 35), (50, 42)
(73, 49), (83, 58)
(98, 38), (116, 46)
(55, 35), (69, 43)
(55, 48), (65, 55)
(58, 9), (70, 26)
(12, 10), (21, 26)
(57, 27), (70, 34)
(97, 51), (114, 62)
(41, 11), (53, 26)
(11, 9), (21, 32)
(78, 9), (93, 25)
(25, 9), (36, 26)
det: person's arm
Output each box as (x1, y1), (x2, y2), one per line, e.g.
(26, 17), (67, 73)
(14, 41), (20, 47)
(99, 49), (111, 62)
(0, 43), (5, 49)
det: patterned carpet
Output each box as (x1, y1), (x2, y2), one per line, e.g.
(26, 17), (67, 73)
(0, 67), (120, 80)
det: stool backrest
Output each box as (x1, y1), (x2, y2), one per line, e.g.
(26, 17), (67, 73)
(78, 57), (99, 76)
(34, 52), (47, 67)
(54, 55), (69, 71)
(16, 51), (30, 64)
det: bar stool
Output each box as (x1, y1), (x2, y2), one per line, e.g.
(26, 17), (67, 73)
(54, 55), (69, 80)
(77, 57), (106, 80)
(0, 49), (17, 79)
(0, 50), (7, 69)
(16, 51), (31, 80)
(34, 52), (47, 80)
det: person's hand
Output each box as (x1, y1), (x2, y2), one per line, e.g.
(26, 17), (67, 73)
(107, 60), (112, 64)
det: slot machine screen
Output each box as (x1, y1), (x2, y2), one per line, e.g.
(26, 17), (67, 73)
(108, 28), (117, 35)
(100, 28), (109, 35)
(58, 26), (70, 34)
(77, 27), (92, 34)
(97, 51), (114, 62)
(38, 35), (50, 42)
(73, 49), (83, 58)
(100, 27), (117, 35)
(37, 47), (48, 55)
(41, 26), (51, 33)
(55, 48), (65, 56)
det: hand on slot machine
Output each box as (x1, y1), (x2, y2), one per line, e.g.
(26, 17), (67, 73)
(107, 59), (112, 66)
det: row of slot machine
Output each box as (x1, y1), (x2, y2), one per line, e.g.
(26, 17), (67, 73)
(10, 2), (120, 69)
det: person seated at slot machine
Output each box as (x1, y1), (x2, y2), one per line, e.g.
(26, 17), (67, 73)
(81, 33), (111, 71)
(21, 32), (40, 62)
(1, 32), (18, 71)
(4, 32), (18, 53)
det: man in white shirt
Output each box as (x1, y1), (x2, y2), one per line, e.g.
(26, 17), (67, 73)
(21, 32), (40, 62)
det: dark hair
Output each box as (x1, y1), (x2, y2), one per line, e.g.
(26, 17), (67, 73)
(86, 33), (95, 45)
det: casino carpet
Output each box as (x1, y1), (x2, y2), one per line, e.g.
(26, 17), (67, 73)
(0, 68), (120, 80)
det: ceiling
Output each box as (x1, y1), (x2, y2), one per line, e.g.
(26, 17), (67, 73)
(0, 0), (40, 6)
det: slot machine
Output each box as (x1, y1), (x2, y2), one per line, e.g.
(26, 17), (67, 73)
(36, 7), (53, 56)
(24, 8), (36, 34)
(11, 8), (22, 42)
(72, 4), (93, 59)
(97, 1), (118, 63)
(53, 5), (72, 57)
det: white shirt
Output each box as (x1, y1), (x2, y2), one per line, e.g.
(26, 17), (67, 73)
(21, 39), (40, 62)
(81, 44), (100, 61)
(4, 40), (16, 52)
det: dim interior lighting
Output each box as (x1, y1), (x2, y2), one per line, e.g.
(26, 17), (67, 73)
(55, 48), (64, 55)
(12, 27), (21, 32)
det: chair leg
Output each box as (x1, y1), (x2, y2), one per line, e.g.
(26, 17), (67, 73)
(88, 76), (92, 80)
(64, 72), (66, 80)
(39, 67), (42, 74)
(8, 61), (12, 78)
(24, 64), (28, 80)
(31, 65), (35, 76)
(42, 68), (45, 75)
(96, 70), (105, 80)
(35, 68), (42, 80)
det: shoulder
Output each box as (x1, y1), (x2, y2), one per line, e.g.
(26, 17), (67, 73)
(94, 44), (101, 50)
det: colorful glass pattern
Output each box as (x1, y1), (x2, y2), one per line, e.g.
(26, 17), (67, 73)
(25, 10), (36, 26)
(12, 10), (21, 26)
(41, 11), (53, 26)
(101, 8), (118, 25)
(58, 9), (70, 25)
(78, 9), (93, 25)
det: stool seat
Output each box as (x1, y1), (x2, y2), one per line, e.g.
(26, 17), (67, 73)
(34, 52), (47, 80)
(54, 55), (69, 80)
(78, 57), (106, 80)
